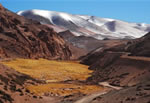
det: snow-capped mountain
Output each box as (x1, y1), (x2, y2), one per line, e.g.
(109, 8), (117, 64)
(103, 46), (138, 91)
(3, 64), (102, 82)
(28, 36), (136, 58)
(17, 9), (150, 40)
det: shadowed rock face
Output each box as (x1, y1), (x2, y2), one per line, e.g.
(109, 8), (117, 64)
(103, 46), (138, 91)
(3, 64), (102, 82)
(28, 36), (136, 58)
(0, 4), (71, 59)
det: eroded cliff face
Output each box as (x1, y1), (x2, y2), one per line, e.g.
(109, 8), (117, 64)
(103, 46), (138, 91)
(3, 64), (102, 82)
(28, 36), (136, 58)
(0, 4), (72, 59)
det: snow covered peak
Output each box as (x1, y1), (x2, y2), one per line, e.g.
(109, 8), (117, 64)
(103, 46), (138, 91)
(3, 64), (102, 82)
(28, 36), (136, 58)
(17, 9), (150, 40)
(18, 9), (73, 24)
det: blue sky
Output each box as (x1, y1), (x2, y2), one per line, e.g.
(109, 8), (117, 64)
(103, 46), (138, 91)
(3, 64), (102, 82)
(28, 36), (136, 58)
(1, 0), (150, 24)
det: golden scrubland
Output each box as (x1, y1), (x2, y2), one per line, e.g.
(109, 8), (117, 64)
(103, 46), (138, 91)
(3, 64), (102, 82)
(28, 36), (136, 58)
(1, 59), (103, 96)
(27, 83), (102, 96)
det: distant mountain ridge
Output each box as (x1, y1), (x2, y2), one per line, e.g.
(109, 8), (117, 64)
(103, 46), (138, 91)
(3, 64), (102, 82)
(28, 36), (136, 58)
(17, 9), (150, 40)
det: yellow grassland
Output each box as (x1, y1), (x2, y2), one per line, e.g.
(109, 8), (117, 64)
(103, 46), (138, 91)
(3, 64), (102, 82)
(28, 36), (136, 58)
(1, 58), (103, 96)
(27, 83), (102, 96)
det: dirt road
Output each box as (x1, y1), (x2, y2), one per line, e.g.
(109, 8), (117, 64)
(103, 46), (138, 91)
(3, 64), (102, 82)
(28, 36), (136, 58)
(74, 91), (107, 103)
(74, 82), (122, 103)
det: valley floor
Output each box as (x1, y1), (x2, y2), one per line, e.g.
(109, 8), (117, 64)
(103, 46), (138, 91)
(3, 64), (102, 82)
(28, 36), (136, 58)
(1, 58), (105, 103)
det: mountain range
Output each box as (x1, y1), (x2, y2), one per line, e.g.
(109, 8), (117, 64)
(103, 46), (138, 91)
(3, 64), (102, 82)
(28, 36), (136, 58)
(17, 9), (150, 40)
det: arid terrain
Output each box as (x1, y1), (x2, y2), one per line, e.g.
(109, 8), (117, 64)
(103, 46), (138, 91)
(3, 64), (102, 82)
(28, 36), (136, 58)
(0, 3), (150, 103)
(0, 59), (105, 103)
(0, 4), (105, 103)
(81, 32), (150, 103)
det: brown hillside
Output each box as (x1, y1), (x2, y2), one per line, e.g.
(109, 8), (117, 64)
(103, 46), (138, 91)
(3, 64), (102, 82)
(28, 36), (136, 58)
(81, 32), (150, 103)
(0, 4), (71, 59)
(126, 32), (150, 57)
(81, 33), (150, 86)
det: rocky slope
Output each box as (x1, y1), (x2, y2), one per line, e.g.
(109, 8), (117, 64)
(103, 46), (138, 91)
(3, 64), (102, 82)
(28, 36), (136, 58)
(0, 4), (72, 60)
(126, 32), (150, 57)
(0, 63), (42, 103)
(81, 32), (150, 86)
(92, 81), (150, 103)
(0, 62), (63, 103)
(81, 32), (150, 103)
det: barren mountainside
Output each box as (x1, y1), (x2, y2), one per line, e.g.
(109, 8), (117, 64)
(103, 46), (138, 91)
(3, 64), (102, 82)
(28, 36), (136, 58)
(81, 32), (150, 103)
(0, 4), (72, 59)
(126, 32), (150, 57)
